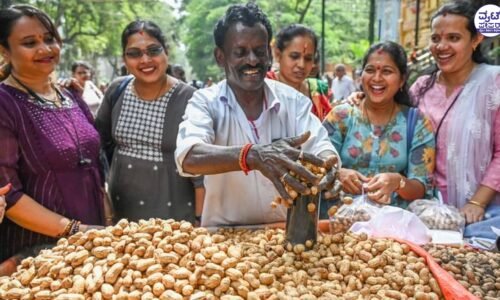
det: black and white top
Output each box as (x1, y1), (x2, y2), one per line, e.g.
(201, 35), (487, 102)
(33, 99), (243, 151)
(115, 81), (178, 162)
(96, 78), (201, 223)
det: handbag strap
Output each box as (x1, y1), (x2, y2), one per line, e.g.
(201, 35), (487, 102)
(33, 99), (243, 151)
(111, 76), (134, 108)
(434, 89), (463, 140)
(406, 107), (418, 152)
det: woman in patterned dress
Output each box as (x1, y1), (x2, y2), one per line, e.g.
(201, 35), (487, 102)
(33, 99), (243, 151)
(96, 21), (204, 223)
(322, 41), (435, 216)
(267, 24), (332, 121)
(0, 5), (108, 262)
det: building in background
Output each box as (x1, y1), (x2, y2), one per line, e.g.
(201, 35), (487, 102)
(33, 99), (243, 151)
(375, 0), (402, 42)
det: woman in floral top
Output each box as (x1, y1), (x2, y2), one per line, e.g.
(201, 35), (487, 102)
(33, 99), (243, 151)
(322, 41), (435, 212)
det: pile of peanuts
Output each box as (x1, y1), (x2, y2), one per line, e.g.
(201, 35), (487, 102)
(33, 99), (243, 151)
(271, 160), (326, 212)
(0, 219), (444, 299)
(424, 244), (500, 299)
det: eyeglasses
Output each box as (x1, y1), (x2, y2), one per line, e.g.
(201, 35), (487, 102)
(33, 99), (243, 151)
(125, 45), (164, 59)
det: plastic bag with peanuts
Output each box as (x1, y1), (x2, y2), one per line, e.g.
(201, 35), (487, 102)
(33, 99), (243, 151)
(408, 197), (465, 233)
(329, 190), (382, 234)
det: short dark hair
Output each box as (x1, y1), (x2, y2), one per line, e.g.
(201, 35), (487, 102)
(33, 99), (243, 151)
(275, 24), (318, 55)
(362, 41), (412, 107)
(71, 61), (92, 73)
(213, 2), (272, 49)
(0, 5), (61, 80)
(121, 20), (168, 55)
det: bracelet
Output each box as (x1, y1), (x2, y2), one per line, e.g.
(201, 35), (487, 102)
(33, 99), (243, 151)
(468, 200), (486, 209)
(58, 219), (74, 238)
(238, 144), (253, 175)
(69, 220), (81, 236)
(195, 215), (202, 223)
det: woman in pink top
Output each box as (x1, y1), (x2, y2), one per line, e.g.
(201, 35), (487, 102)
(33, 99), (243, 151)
(410, 1), (499, 239)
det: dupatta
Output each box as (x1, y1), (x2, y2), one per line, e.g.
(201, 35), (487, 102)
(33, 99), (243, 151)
(445, 64), (500, 208)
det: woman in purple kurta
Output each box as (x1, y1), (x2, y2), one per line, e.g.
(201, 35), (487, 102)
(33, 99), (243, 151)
(0, 5), (105, 262)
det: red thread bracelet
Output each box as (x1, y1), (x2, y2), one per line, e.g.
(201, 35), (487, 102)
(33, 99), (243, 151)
(239, 143), (253, 175)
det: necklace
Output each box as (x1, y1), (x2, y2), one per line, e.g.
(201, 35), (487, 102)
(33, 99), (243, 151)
(363, 101), (396, 138)
(8, 75), (90, 166)
(9, 75), (65, 108)
(134, 76), (168, 101)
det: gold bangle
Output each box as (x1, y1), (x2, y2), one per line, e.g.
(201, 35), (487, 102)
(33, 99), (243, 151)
(468, 200), (486, 209)
(58, 219), (74, 238)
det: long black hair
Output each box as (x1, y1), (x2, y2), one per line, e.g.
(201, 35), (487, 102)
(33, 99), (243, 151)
(0, 4), (61, 80)
(362, 41), (412, 107)
(416, 1), (489, 100)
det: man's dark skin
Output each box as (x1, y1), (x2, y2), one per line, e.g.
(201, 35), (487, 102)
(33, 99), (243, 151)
(181, 21), (338, 201)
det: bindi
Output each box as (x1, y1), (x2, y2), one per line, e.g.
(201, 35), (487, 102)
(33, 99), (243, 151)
(375, 49), (384, 70)
(302, 43), (308, 55)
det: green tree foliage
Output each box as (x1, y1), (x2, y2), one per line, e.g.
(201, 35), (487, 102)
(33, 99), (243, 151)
(181, 0), (370, 80)
(11, 0), (179, 81)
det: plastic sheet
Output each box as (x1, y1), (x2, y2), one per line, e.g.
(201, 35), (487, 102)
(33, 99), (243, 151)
(350, 205), (432, 245)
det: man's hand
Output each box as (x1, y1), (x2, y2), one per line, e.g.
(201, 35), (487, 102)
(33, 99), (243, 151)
(318, 154), (340, 194)
(248, 131), (327, 201)
(460, 203), (485, 224)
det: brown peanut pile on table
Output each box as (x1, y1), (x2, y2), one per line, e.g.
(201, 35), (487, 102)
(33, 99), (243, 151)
(424, 244), (500, 299)
(271, 160), (326, 211)
(0, 219), (443, 300)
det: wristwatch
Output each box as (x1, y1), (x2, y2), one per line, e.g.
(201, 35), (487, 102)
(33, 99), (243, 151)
(396, 175), (406, 191)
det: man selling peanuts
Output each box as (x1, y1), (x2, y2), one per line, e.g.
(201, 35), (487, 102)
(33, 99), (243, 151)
(175, 3), (339, 227)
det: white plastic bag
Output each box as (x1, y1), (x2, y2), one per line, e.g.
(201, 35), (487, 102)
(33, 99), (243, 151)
(329, 193), (381, 234)
(350, 205), (432, 245)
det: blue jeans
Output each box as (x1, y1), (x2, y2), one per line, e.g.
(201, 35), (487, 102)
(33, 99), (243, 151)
(464, 204), (500, 240)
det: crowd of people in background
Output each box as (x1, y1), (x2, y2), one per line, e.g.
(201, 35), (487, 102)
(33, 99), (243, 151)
(0, 0), (498, 269)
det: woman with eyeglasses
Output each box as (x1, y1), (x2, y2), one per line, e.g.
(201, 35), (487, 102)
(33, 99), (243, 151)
(0, 5), (109, 264)
(96, 20), (204, 224)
